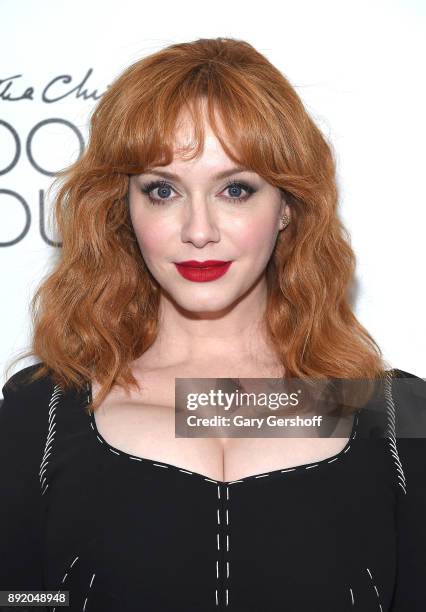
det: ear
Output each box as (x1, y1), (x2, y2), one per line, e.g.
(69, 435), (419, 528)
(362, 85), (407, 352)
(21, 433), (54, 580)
(280, 202), (290, 219)
(278, 190), (290, 219)
(278, 197), (291, 232)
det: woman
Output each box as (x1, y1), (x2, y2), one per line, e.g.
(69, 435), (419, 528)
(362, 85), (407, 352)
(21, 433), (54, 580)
(1, 37), (425, 611)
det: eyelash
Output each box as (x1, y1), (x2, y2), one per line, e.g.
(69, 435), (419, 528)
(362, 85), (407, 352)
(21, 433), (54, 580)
(140, 179), (256, 205)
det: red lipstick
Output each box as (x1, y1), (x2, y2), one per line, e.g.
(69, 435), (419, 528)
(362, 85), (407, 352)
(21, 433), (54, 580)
(174, 260), (232, 282)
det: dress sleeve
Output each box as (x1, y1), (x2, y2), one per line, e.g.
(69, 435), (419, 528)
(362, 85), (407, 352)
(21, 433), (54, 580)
(0, 366), (48, 600)
(389, 370), (426, 610)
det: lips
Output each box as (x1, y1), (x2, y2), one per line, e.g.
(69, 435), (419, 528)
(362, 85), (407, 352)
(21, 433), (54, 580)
(174, 261), (232, 282)
(176, 260), (230, 268)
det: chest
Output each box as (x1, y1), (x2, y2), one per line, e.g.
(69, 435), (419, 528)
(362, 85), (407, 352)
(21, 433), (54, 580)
(91, 369), (354, 483)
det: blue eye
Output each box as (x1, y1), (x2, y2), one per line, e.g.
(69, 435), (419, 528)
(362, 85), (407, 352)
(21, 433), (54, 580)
(140, 179), (256, 205)
(140, 180), (175, 204)
(223, 181), (255, 202)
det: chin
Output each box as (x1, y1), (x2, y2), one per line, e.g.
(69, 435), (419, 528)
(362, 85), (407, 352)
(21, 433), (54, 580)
(173, 292), (238, 315)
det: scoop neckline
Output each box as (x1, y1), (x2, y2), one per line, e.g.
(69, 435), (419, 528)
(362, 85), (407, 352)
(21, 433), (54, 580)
(85, 379), (360, 486)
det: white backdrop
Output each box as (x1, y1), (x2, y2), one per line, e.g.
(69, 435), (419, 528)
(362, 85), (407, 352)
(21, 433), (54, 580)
(1, 0), (425, 394)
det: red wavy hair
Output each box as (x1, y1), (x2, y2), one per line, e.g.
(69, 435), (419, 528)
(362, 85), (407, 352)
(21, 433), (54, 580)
(5, 37), (390, 411)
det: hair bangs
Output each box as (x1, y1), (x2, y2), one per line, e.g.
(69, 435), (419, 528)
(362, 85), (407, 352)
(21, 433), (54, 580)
(97, 58), (288, 185)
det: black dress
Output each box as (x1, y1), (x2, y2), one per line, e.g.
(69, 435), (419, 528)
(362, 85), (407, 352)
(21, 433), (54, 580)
(0, 364), (426, 611)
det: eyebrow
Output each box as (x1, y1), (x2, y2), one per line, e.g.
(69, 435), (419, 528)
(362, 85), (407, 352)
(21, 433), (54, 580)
(143, 166), (251, 181)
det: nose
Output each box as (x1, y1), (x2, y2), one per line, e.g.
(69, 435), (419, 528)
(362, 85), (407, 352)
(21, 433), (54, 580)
(180, 195), (220, 247)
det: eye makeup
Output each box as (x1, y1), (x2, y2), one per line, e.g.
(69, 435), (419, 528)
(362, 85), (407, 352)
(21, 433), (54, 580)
(139, 178), (257, 206)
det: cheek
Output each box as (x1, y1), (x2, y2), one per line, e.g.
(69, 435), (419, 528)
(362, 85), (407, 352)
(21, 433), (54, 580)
(128, 195), (169, 257)
(236, 219), (278, 253)
(132, 219), (171, 260)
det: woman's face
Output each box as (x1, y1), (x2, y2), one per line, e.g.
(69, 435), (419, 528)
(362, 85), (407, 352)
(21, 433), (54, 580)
(128, 109), (290, 315)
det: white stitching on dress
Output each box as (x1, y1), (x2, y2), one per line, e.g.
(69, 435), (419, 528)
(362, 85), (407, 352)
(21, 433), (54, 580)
(215, 484), (220, 606)
(225, 412), (359, 486)
(384, 371), (407, 495)
(82, 572), (96, 611)
(86, 381), (359, 485)
(39, 384), (63, 495)
(215, 483), (229, 607)
(366, 567), (383, 611)
(52, 555), (79, 612)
